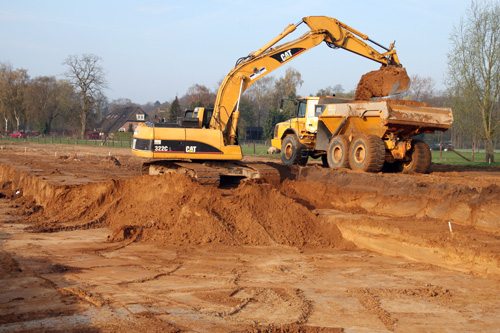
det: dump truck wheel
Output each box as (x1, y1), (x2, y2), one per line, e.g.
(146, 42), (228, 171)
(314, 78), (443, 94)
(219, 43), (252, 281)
(281, 135), (308, 166)
(398, 140), (432, 173)
(327, 135), (350, 169)
(348, 135), (385, 172)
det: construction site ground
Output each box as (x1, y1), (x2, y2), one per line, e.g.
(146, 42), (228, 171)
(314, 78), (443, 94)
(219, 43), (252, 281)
(0, 143), (499, 332)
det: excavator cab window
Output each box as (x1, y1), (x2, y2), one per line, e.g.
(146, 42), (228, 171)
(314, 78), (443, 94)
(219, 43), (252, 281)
(202, 108), (214, 128)
(181, 109), (200, 128)
(297, 101), (307, 118)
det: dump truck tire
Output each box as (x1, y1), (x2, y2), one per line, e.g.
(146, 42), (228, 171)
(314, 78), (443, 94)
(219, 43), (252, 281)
(327, 135), (350, 169)
(281, 135), (308, 166)
(398, 140), (432, 174)
(348, 135), (385, 172)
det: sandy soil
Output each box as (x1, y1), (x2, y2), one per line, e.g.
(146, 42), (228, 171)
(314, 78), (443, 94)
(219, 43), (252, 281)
(0, 143), (499, 332)
(354, 66), (411, 100)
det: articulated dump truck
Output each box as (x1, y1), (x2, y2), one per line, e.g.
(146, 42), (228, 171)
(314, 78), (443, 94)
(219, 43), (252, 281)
(271, 96), (453, 173)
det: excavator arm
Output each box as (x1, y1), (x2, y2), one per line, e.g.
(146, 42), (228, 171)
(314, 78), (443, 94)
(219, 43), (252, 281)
(303, 16), (402, 66)
(210, 16), (410, 145)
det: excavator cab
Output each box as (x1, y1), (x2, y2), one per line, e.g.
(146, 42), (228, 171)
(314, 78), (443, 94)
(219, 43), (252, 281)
(181, 107), (214, 128)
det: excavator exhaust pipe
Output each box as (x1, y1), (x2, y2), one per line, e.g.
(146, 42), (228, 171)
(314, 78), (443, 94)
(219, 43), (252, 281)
(354, 66), (411, 101)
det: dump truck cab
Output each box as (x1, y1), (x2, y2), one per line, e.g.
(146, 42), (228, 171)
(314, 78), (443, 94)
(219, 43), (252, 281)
(271, 97), (319, 150)
(271, 96), (354, 165)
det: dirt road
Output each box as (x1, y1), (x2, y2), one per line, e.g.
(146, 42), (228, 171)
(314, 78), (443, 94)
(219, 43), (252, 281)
(0, 143), (499, 332)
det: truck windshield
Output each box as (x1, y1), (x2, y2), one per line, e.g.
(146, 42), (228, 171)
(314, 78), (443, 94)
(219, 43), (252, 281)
(297, 101), (307, 118)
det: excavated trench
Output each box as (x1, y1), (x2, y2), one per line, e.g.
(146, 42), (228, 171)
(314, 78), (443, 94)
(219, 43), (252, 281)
(1, 154), (499, 279)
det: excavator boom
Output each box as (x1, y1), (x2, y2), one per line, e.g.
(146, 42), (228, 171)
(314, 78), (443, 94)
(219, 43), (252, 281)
(210, 16), (410, 145)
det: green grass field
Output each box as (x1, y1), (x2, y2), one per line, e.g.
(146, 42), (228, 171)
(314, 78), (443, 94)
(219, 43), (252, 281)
(2, 137), (499, 167)
(0, 135), (133, 148)
(430, 150), (500, 167)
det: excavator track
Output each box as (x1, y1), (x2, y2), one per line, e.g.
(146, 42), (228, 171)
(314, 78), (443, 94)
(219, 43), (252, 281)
(239, 162), (281, 183)
(142, 160), (280, 186)
(142, 161), (220, 186)
(174, 162), (221, 186)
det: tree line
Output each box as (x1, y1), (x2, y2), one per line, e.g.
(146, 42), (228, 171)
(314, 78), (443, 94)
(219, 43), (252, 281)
(0, 1), (499, 162)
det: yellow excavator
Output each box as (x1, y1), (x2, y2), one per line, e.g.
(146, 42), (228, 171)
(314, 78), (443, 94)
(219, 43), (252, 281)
(132, 16), (410, 185)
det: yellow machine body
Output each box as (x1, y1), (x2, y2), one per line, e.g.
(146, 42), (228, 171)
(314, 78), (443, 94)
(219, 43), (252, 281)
(132, 16), (410, 176)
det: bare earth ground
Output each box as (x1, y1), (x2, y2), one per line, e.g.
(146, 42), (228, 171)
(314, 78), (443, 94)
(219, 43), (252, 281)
(0, 143), (499, 332)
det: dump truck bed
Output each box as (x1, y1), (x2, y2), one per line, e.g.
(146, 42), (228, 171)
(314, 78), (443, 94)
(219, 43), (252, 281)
(318, 100), (453, 134)
(313, 100), (453, 153)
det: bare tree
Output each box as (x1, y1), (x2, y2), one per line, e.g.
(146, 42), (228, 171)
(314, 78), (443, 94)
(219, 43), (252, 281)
(0, 63), (12, 132)
(316, 84), (344, 97)
(407, 74), (436, 102)
(56, 80), (80, 133)
(25, 76), (55, 133)
(448, 84), (483, 154)
(179, 84), (216, 110)
(0, 63), (29, 131)
(272, 67), (303, 106)
(91, 91), (109, 128)
(109, 98), (135, 111)
(63, 54), (107, 138)
(447, 0), (500, 162)
(262, 68), (304, 139)
(245, 76), (275, 127)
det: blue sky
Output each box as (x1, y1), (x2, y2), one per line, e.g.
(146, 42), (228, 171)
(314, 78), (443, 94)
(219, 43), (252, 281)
(1, 0), (471, 104)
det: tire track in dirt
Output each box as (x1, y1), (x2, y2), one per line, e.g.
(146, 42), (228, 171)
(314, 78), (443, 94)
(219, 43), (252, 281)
(347, 284), (453, 331)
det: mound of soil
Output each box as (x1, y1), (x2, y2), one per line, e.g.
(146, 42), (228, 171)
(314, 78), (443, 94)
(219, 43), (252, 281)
(31, 174), (344, 249)
(354, 66), (410, 100)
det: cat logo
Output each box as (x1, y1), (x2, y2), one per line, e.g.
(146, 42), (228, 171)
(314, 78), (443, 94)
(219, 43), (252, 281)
(186, 146), (197, 153)
(280, 49), (293, 62)
(270, 48), (306, 63)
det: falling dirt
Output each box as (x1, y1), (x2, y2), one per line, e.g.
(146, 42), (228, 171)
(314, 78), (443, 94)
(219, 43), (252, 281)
(0, 143), (499, 332)
(354, 66), (411, 100)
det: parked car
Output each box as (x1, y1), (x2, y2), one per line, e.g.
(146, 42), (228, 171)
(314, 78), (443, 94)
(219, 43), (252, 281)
(443, 142), (454, 150)
(9, 131), (23, 138)
(87, 132), (100, 140)
(429, 142), (454, 151)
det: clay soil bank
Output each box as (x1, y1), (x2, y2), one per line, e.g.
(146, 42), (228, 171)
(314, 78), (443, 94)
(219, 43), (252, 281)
(0, 143), (499, 332)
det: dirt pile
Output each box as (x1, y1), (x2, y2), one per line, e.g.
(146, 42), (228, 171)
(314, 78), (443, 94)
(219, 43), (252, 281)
(354, 66), (410, 100)
(28, 173), (344, 249)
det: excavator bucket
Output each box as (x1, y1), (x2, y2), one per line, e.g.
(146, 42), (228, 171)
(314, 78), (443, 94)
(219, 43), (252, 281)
(389, 67), (411, 94)
(354, 66), (411, 100)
